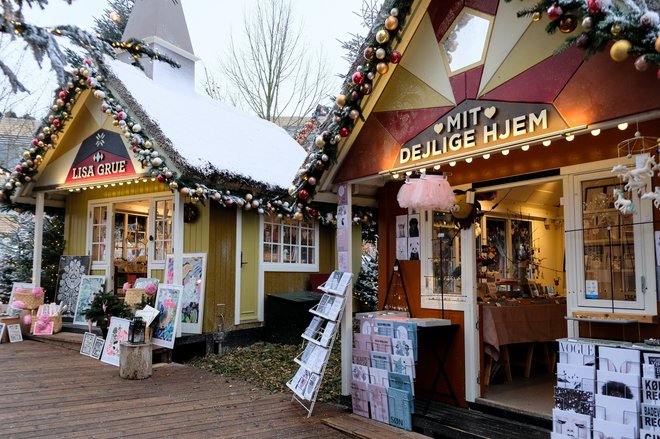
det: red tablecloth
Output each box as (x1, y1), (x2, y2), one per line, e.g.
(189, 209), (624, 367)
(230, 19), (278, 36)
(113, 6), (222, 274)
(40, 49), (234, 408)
(482, 303), (567, 361)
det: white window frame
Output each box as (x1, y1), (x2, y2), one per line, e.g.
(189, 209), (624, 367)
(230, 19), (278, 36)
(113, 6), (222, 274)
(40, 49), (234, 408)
(564, 159), (657, 316)
(259, 215), (319, 272)
(148, 196), (174, 270)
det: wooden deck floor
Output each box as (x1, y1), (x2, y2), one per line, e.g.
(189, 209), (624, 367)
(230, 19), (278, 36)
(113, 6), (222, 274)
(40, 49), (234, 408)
(0, 340), (349, 438)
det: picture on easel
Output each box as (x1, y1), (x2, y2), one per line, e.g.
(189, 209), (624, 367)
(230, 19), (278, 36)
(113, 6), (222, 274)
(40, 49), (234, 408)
(395, 212), (420, 261)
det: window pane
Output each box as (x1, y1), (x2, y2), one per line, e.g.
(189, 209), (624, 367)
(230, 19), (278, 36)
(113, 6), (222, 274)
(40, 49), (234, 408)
(582, 178), (636, 301)
(429, 211), (461, 295)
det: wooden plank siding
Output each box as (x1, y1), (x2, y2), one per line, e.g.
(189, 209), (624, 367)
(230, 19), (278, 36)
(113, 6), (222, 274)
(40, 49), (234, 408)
(205, 204), (237, 332)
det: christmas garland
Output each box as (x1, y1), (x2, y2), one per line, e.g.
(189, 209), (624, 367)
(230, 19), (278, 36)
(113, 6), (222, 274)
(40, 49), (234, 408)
(294, 105), (329, 145)
(507, 0), (660, 75)
(287, 0), (414, 212)
(0, 59), (376, 229)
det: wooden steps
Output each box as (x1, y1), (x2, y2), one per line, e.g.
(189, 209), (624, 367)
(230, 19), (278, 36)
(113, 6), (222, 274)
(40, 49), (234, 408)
(323, 414), (426, 439)
(413, 400), (551, 439)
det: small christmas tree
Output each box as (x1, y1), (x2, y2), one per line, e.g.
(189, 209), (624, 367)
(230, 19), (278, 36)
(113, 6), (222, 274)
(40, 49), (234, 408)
(354, 252), (378, 311)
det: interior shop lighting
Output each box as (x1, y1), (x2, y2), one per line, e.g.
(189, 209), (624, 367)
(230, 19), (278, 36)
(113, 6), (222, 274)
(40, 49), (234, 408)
(501, 149), (510, 155)
(482, 153), (490, 159)
(465, 157), (473, 163)
(392, 173), (400, 179)
(591, 129), (601, 136)
(521, 145), (530, 151)
(565, 134), (575, 141)
(405, 170), (413, 176)
(433, 164), (441, 170)
(618, 122), (629, 130)
(449, 161), (456, 167)
(542, 140), (551, 146)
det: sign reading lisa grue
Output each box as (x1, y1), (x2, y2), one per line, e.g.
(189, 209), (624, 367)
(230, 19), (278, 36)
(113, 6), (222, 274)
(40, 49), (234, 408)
(64, 129), (137, 185)
(394, 100), (568, 169)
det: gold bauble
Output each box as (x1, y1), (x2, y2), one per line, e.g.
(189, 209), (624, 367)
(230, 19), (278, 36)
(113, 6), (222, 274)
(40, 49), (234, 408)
(293, 211), (304, 221)
(385, 15), (398, 31)
(376, 62), (389, 75)
(532, 11), (541, 22)
(610, 39), (632, 62)
(611, 23), (622, 36)
(336, 94), (347, 107)
(376, 29), (390, 44)
(655, 35), (660, 53)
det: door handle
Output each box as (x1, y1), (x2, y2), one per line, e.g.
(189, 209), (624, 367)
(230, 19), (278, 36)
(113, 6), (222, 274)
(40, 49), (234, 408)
(241, 251), (248, 267)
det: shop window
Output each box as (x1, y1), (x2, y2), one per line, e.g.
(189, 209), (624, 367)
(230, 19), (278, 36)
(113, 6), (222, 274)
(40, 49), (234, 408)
(153, 199), (173, 262)
(114, 213), (148, 262)
(441, 9), (492, 75)
(262, 216), (318, 271)
(91, 205), (108, 262)
(421, 211), (462, 308)
(571, 172), (656, 314)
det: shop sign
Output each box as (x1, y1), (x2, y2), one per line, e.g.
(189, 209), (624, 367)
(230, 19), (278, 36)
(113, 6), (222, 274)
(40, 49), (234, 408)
(394, 100), (569, 169)
(64, 129), (137, 184)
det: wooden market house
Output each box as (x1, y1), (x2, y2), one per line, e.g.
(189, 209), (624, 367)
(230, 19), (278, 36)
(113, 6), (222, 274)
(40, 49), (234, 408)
(290, 0), (660, 425)
(2, 0), (338, 346)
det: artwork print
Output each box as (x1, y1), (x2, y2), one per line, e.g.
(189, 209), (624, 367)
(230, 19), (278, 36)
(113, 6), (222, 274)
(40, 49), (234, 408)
(90, 338), (104, 359)
(56, 256), (91, 316)
(152, 284), (182, 349)
(165, 254), (206, 334)
(0, 323), (5, 343)
(73, 276), (105, 325)
(100, 317), (130, 366)
(80, 332), (96, 356)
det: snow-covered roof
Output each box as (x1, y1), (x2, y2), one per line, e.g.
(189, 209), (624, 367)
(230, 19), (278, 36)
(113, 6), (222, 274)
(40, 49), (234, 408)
(104, 59), (306, 190)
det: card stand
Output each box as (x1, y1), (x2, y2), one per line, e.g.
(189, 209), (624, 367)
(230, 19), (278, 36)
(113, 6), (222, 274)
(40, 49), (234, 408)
(289, 271), (352, 418)
(294, 342), (330, 375)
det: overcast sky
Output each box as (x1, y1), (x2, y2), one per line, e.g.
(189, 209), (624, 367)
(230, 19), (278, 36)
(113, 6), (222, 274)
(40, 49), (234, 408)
(4, 0), (366, 117)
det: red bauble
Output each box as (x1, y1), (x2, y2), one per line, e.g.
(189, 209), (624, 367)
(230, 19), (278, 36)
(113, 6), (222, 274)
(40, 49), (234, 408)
(58, 91), (68, 100)
(352, 71), (365, 85)
(53, 119), (61, 127)
(588, 0), (601, 13)
(15, 165), (22, 172)
(308, 208), (318, 217)
(32, 139), (39, 146)
(390, 51), (402, 63)
(339, 127), (350, 137)
(157, 174), (166, 183)
(133, 146), (139, 153)
(299, 189), (310, 200)
(547, 4), (563, 21)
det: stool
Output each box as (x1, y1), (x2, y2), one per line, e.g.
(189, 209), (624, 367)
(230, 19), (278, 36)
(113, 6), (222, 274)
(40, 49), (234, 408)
(119, 342), (152, 380)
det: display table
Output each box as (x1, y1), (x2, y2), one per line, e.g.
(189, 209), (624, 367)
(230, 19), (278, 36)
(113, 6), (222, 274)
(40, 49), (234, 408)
(481, 302), (567, 382)
(265, 291), (322, 344)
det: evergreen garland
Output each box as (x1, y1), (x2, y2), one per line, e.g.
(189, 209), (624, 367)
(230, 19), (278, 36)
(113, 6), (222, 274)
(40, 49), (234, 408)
(507, 0), (660, 70)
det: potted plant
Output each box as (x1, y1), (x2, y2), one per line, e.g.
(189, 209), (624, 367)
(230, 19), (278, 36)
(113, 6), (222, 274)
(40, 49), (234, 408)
(83, 291), (133, 338)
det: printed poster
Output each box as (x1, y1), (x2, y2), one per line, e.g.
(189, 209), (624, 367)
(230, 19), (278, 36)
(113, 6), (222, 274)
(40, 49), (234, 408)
(152, 284), (183, 349)
(165, 254), (206, 334)
(73, 276), (105, 325)
(100, 317), (130, 367)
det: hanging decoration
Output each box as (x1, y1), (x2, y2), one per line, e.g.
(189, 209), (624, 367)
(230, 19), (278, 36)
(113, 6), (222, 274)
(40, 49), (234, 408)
(294, 105), (329, 146)
(396, 173), (456, 210)
(288, 0), (414, 215)
(451, 190), (482, 230)
(611, 128), (660, 213)
(506, 0), (660, 79)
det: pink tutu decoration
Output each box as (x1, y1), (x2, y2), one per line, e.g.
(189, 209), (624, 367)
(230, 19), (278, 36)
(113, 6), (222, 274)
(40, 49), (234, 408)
(397, 179), (415, 208)
(399, 175), (455, 210)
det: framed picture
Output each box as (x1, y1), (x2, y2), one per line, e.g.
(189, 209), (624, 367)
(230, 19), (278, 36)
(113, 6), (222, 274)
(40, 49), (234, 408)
(90, 338), (104, 360)
(133, 278), (160, 289)
(165, 254), (206, 334)
(0, 323), (5, 343)
(56, 256), (91, 316)
(80, 332), (96, 356)
(152, 284), (183, 349)
(100, 317), (130, 367)
(73, 276), (105, 326)
(33, 319), (54, 336)
(9, 282), (34, 313)
(7, 324), (22, 342)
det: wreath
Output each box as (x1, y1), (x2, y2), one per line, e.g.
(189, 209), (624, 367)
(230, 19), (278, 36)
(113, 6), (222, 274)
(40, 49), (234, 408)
(184, 202), (199, 223)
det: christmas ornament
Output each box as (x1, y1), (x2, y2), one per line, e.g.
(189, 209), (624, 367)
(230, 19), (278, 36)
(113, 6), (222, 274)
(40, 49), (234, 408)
(588, 0), (611, 14)
(390, 51), (402, 63)
(308, 177), (317, 186)
(360, 83), (372, 95)
(385, 15), (398, 31)
(315, 135), (325, 147)
(363, 47), (374, 60)
(376, 48), (387, 59)
(655, 36), (660, 53)
(376, 29), (390, 44)
(559, 15), (578, 33)
(640, 11), (659, 27)
(634, 56), (649, 71)
(532, 11), (541, 22)
(376, 62), (389, 75)
(582, 16), (593, 30)
(391, 8), (399, 16)
(547, 5), (563, 21)
(293, 211), (304, 221)
(610, 23), (621, 36)
(299, 189), (309, 200)
(339, 127), (350, 137)
(576, 33), (590, 49)
(610, 39), (632, 61)
(349, 109), (360, 120)
(336, 94), (347, 107)
(352, 71), (364, 85)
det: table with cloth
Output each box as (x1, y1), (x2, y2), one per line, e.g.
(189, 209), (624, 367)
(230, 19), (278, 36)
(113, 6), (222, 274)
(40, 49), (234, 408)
(481, 302), (567, 383)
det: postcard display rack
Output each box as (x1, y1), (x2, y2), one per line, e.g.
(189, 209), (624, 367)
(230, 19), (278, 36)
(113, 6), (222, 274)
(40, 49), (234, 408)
(553, 338), (660, 439)
(352, 312), (418, 432)
(287, 271), (353, 417)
